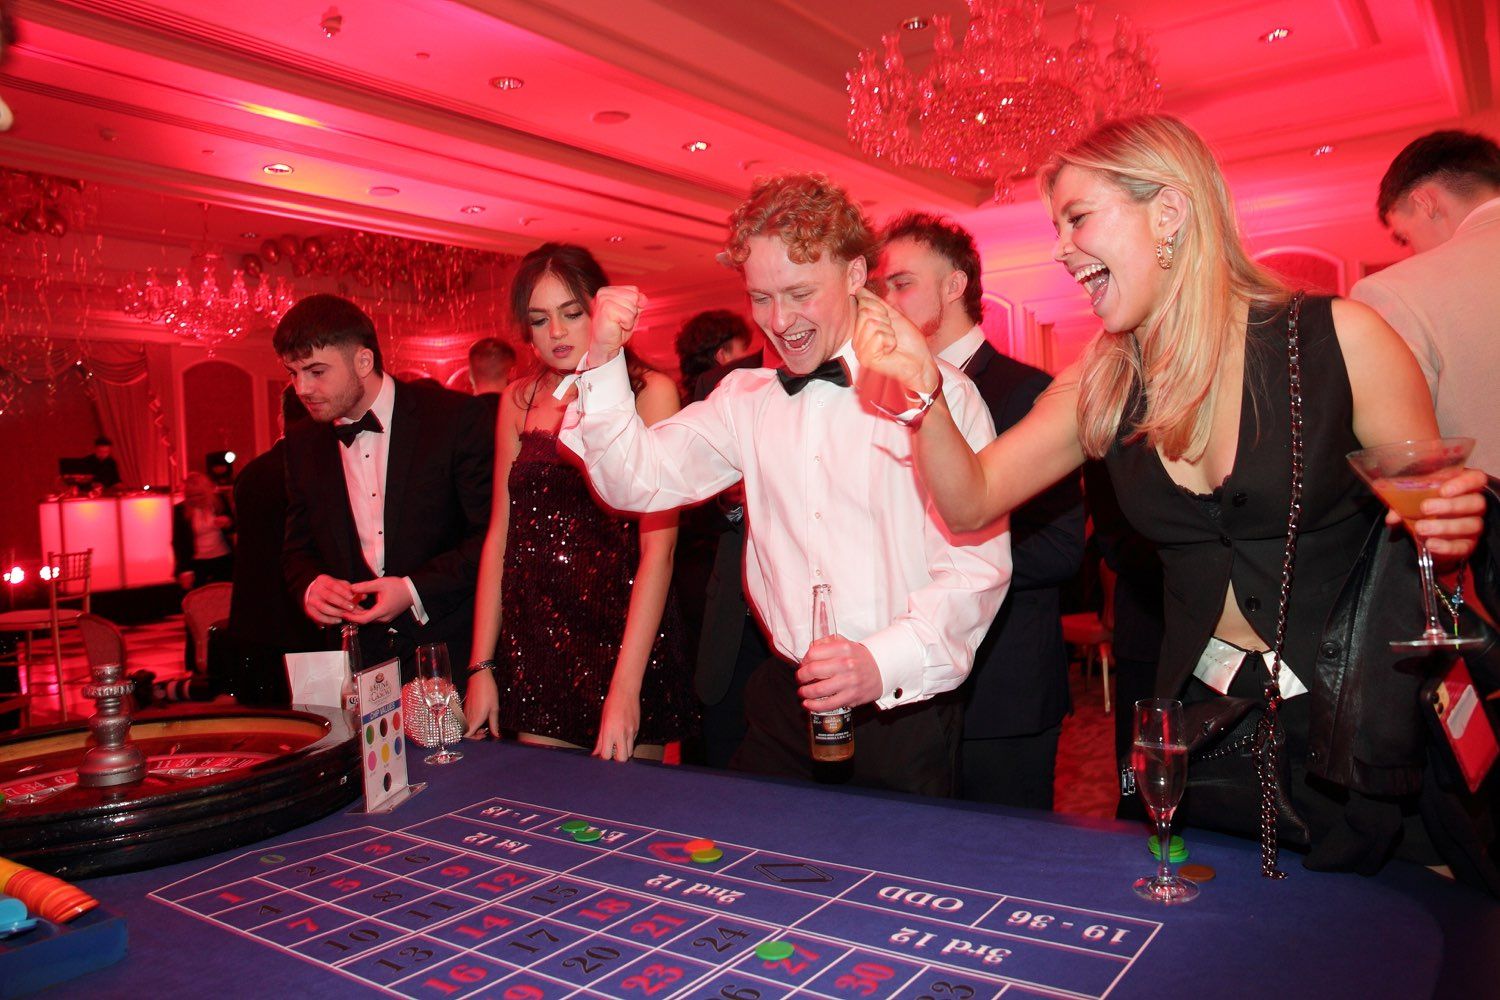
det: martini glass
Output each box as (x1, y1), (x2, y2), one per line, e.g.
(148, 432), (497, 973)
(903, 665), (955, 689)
(1346, 437), (1482, 650)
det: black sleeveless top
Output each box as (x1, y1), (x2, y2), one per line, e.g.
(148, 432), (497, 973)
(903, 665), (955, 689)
(1102, 296), (1382, 697)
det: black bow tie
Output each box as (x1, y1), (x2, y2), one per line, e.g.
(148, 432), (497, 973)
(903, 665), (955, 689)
(777, 358), (851, 396)
(333, 410), (383, 447)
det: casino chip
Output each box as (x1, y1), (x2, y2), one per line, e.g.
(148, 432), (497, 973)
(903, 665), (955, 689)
(755, 941), (795, 961)
(572, 827), (603, 843)
(690, 847), (724, 863)
(1147, 834), (1188, 863)
(1179, 863), (1216, 882)
(684, 838), (716, 853)
(560, 819), (588, 833)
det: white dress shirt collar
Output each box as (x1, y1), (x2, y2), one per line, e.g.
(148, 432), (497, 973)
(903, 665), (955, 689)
(936, 326), (987, 372)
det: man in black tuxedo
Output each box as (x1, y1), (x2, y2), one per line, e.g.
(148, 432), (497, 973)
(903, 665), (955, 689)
(881, 213), (1086, 809)
(276, 294), (493, 680)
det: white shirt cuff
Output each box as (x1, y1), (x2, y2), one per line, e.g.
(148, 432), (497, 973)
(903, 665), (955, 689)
(561, 350), (632, 410)
(861, 625), (928, 710)
(403, 576), (429, 625)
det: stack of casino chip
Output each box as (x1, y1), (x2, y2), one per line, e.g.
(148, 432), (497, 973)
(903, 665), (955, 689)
(0, 856), (99, 923)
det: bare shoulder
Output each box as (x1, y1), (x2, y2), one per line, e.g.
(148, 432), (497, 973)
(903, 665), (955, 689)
(636, 369), (682, 424)
(1330, 297), (1419, 368)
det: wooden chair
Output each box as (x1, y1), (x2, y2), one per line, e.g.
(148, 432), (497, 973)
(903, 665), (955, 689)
(0, 548), (93, 720)
(182, 583), (233, 675)
(1061, 561), (1116, 714)
(0, 635), (30, 731)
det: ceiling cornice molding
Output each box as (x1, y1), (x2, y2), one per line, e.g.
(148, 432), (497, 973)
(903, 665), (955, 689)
(1417, 0), (1498, 115)
(14, 0), (753, 214)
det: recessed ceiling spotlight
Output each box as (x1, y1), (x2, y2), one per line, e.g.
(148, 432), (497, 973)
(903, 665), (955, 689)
(607, 235), (625, 243)
(99, 127), (118, 142)
(902, 17), (928, 31)
(683, 140), (711, 152)
(519, 216), (538, 226)
(262, 162), (294, 175)
(644, 243), (667, 251)
(490, 76), (525, 91)
(739, 158), (763, 171)
(201, 149), (215, 156)
(1261, 27), (1291, 42)
(1312, 144), (1334, 157)
(369, 185), (400, 196)
(241, 231), (259, 239)
(460, 204), (486, 214)
(415, 51), (431, 60)
(592, 110), (631, 125)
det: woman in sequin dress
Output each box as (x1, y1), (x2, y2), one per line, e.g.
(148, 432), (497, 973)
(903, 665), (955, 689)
(463, 243), (692, 761)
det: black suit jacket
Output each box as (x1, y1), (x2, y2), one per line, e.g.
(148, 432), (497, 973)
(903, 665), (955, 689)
(283, 378), (494, 673)
(959, 341), (1087, 739)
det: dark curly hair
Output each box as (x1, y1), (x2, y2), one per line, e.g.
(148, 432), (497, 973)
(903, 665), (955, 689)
(674, 309), (753, 389)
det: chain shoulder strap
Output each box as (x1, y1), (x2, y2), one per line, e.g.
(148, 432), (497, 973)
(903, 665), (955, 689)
(1253, 290), (1306, 879)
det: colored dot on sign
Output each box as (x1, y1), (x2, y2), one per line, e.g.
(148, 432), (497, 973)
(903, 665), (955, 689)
(755, 941), (795, 961)
(690, 848), (724, 864)
(683, 838), (715, 853)
(393, 736), (403, 756)
(260, 854), (285, 865)
(572, 828), (603, 843)
(383, 772), (392, 792)
(393, 711), (401, 730)
(379, 718), (388, 738)
(365, 725), (375, 745)
(381, 743), (391, 764)
(367, 751), (377, 771)
(560, 820), (588, 832)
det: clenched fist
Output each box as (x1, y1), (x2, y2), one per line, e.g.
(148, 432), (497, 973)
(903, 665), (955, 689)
(590, 286), (648, 363)
(852, 287), (941, 399)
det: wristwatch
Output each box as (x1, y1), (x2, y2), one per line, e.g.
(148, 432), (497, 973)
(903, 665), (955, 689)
(467, 659), (497, 675)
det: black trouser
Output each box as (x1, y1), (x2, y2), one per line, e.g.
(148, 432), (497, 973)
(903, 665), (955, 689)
(730, 654), (962, 798)
(692, 616), (770, 770)
(959, 725), (1062, 810)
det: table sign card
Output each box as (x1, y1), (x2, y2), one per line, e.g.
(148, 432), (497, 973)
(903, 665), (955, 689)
(354, 658), (424, 814)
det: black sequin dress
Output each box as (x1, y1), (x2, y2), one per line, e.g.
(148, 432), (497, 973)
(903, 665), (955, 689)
(497, 429), (693, 747)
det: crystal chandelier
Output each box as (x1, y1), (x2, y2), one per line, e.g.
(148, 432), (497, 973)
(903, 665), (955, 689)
(118, 254), (296, 353)
(847, 1), (1162, 200)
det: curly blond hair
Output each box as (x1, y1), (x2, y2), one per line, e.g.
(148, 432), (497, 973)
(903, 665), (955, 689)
(725, 173), (878, 273)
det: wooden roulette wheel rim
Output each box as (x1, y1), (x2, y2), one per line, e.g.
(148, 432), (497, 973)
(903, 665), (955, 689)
(0, 706), (361, 879)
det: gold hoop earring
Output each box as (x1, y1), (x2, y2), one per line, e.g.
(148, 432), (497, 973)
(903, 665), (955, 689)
(1155, 232), (1175, 270)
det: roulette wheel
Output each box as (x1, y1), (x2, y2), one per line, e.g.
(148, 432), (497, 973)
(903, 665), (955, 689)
(0, 705), (360, 879)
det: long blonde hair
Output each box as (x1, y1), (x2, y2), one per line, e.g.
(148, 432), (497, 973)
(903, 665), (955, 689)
(1040, 115), (1288, 461)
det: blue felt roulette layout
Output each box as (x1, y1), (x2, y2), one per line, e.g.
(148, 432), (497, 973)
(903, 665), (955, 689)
(151, 796), (1160, 999)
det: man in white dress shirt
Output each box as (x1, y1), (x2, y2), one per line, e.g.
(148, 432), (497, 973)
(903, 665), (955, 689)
(559, 174), (1011, 795)
(1351, 130), (1500, 471)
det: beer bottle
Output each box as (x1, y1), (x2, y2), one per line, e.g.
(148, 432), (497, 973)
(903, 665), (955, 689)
(808, 584), (854, 762)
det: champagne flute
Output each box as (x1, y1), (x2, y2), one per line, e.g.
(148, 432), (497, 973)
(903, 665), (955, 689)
(1346, 437), (1482, 650)
(416, 643), (463, 765)
(1132, 698), (1198, 904)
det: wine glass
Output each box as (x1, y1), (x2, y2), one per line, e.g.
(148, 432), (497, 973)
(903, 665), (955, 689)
(1132, 699), (1198, 904)
(416, 643), (463, 765)
(1346, 437), (1482, 650)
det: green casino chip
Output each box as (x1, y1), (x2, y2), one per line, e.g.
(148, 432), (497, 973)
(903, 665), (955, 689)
(690, 847), (724, 864)
(560, 819), (589, 833)
(572, 827), (603, 842)
(1147, 834), (1188, 863)
(755, 941), (795, 961)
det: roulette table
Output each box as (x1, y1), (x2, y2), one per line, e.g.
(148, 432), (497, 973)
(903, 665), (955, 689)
(40, 739), (1500, 999)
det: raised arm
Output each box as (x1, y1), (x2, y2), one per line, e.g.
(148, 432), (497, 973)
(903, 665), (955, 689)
(558, 286), (743, 513)
(853, 288), (1086, 533)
